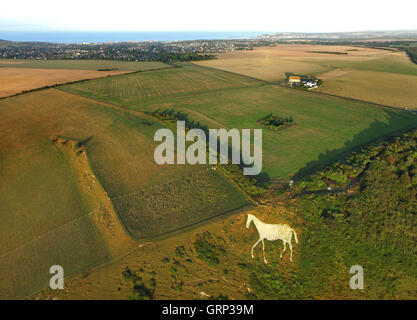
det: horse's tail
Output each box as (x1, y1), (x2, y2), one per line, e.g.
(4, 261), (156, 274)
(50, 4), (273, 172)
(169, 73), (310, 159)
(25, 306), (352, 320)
(291, 228), (298, 244)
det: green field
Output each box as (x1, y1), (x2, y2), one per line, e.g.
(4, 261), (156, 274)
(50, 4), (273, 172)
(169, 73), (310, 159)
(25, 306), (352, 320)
(60, 63), (262, 105)
(0, 88), (248, 298)
(60, 63), (417, 179)
(0, 58), (168, 71)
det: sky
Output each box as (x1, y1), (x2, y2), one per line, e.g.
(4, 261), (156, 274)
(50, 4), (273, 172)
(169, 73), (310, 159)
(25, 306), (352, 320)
(1, 0), (417, 33)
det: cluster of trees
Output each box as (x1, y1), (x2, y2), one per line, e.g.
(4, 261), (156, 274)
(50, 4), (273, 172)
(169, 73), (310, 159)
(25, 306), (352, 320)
(122, 267), (155, 300)
(260, 113), (294, 130)
(405, 46), (417, 65)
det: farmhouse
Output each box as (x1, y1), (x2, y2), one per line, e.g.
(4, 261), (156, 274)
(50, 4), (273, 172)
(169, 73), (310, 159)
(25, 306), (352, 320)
(288, 76), (301, 84)
(287, 74), (319, 88)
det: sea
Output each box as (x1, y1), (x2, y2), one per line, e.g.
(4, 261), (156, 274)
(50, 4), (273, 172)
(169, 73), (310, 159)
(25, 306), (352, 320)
(0, 31), (265, 44)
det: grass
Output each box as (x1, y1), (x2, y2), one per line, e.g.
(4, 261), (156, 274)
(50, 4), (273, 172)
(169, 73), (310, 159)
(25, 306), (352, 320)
(112, 168), (249, 239)
(0, 213), (110, 299)
(194, 231), (226, 266)
(0, 135), (112, 298)
(0, 58), (168, 71)
(140, 84), (417, 179)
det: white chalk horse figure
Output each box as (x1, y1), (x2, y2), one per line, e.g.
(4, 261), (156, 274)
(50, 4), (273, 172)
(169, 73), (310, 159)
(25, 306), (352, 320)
(246, 214), (298, 264)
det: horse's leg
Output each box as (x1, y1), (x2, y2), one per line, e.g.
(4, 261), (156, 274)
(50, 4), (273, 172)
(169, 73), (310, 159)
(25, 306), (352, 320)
(262, 239), (267, 264)
(251, 239), (261, 259)
(280, 241), (287, 258)
(289, 241), (293, 262)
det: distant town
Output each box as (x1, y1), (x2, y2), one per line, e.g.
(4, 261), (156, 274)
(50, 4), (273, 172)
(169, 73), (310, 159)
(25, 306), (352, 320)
(0, 38), (273, 62)
(1, 30), (417, 62)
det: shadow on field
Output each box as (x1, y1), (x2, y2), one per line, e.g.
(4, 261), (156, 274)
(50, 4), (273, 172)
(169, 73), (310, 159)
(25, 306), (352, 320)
(293, 109), (417, 180)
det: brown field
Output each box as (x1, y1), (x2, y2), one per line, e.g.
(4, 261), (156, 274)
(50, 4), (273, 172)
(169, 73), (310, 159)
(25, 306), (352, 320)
(316, 69), (417, 109)
(0, 67), (128, 98)
(211, 45), (390, 60)
(195, 44), (417, 110)
(194, 44), (392, 81)
(316, 68), (354, 80)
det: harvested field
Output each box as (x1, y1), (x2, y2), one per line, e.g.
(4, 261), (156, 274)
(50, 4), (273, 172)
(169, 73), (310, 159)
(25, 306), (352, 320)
(0, 59), (168, 71)
(312, 52), (417, 76)
(316, 68), (353, 80)
(194, 57), (330, 82)
(194, 44), (391, 81)
(0, 67), (128, 98)
(194, 44), (417, 111)
(317, 69), (417, 109)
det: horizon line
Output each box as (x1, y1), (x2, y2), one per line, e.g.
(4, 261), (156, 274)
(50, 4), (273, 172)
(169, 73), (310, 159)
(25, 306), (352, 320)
(2, 29), (417, 34)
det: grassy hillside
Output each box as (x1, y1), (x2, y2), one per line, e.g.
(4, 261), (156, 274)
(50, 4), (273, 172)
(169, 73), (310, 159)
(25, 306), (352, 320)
(0, 88), (248, 298)
(0, 135), (127, 299)
(35, 127), (417, 300)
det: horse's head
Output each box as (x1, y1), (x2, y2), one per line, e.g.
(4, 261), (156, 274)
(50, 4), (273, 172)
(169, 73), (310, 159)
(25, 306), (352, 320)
(246, 214), (254, 229)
